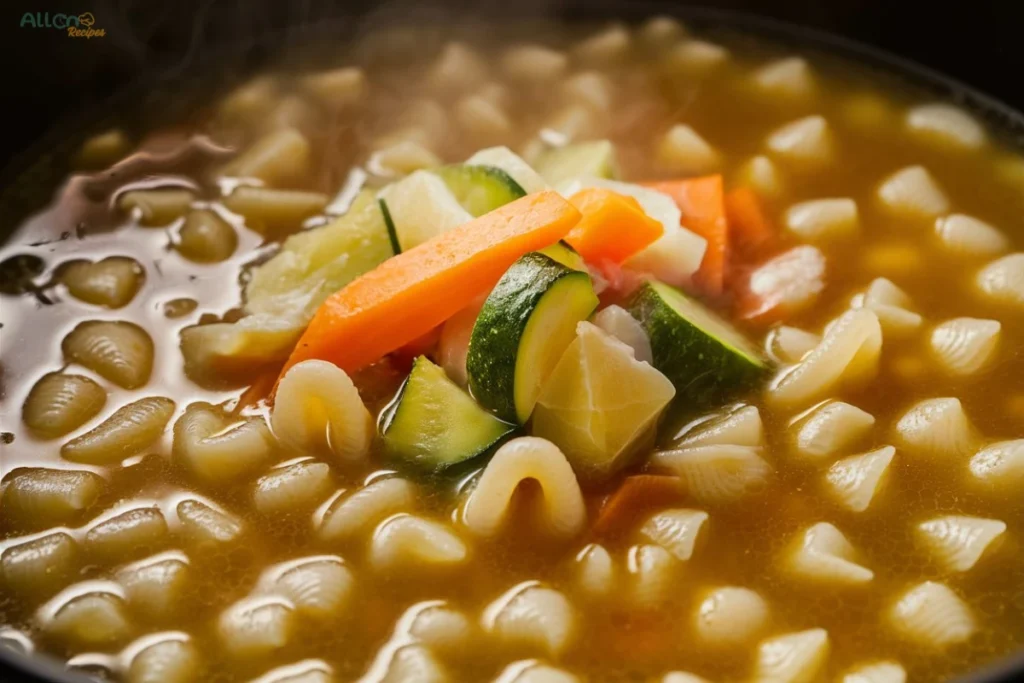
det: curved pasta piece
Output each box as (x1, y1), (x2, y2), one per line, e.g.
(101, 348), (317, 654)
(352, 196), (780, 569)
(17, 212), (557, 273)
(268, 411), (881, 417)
(767, 309), (882, 410)
(401, 601), (474, 655)
(893, 398), (977, 460)
(782, 522), (873, 584)
(754, 629), (830, 683)
(915, 515), (1006, 573)
(176, 210), (238, 263)
(765, 115), (833, 167)
(766, 326), (821, 364)
(639, 509), (709, 561)
(672, 404), (764, 449)
(649, 445), (771, 504)
(85, 507), (170, 563)
(61, 397), (175, 465)
(38, 584), (132, 649)
(62, 257), (145, 309)
(1, 468), (105, 529)
(929, 318), (1001, 376)
(976, 253), (1024, 310)
(737, 154), (784, 199)
(656, 124), (720, 175)
(1, 532), (81, 599)
(969, 440), (1024, 492)
(905, 103), (985, 150)
(22, 373), (106, 439)
(784, 198), (858, 241)
(483, 582), (575, 657)
(790, 401), (875, 463)
(369, 514), (468, 572)
(887, 581), (975, 648)
(573, 543), (615, 600)
(693, 586), (770, 647)
(250, 659), (334, 683)
(271, 360), (374, 462)
(257, 556), (354, 620)
(176, 499), (245, 547)
(218, 596), (295, 659)
(462, 437), (586, 539)
(173, 403), (276, 484)
(254, 459), (333, 516)
(823, 446), (895, 513)
(628, 544), (678, 608)
(752, 57), (815, 102)
(62, 320), (154, 389)
(662, 674), (711, 683)
(841, 661), (907, 683)
(494, 660), (580, 683)
(126, 634), (202, 683)
(591, 305), (653, 365)
(116, 553), (191, 620)
(876, 166), (949, 220)
(935, 215), (1010, 258)
(317, 478), (416, 543)
(373, 644), (449, 683)
(854, 278), (923, 336)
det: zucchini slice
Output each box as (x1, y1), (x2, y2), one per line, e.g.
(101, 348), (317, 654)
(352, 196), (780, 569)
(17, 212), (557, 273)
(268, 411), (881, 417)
(465, 146), (548, 194)
(378, 198), (402, 255)
(535, 140), (618, 188)
(433, 164), (526, 216)
(538, 241), (586, 270)
(377, 170), (472, 251)
(381, 356), (515, 472)
(467, 252), (599, 424)
(628, 281), (770, 407)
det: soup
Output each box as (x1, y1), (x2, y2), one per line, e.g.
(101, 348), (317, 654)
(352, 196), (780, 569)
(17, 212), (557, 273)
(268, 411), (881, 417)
(2, 16), (1024, 683)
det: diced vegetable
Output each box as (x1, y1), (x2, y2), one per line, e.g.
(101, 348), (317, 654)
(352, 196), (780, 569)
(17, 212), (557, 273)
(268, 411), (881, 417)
(467, 252), (599, 423)
(378, 171), (472, 251)
(181, 314), (304, 379)
(381, 356), (516, 472)
(433, 164), (527, 216)
(642, 176), (728, 295)
(564, 189), (663, 264)
(278, 191), (582, 379)
(465, 146), (549, 193)
(628, 281), (770, 407)
(591, 304), (653, 364)
(593, 474), (686, 535)
(725, 187), (775, 258)
(223, 187), (328, 234)
(736, 245), (826, 323)
(438, 299), (485, 387)
(535, 140), (618, 187)
(532, 321), (676, 482)
(538, 241), (587, 270)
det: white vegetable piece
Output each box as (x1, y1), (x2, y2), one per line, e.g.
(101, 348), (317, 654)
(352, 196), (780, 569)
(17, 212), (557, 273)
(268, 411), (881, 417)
(591, 305), (653, 365)
(876, 165), (950, 220)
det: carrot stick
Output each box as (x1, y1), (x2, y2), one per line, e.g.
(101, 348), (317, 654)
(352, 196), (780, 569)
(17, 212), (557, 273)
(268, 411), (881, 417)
(277, 191), (581, 381)
(593, 474), (686, 536)
(233, 367), (279, 413)
(725, 187), (775, 259)
(565, 189), (663, 264)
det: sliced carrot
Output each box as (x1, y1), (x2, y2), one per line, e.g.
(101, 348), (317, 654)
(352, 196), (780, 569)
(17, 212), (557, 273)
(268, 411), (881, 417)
(593, 474), (686, 536)
(277, 191), (581, 381)
(725, 187), (775, 259)
(565, 189), (663, 264)
(233, 367), (279, 414)
(642, 176), (728, 296)
(391, 325), (443, 371)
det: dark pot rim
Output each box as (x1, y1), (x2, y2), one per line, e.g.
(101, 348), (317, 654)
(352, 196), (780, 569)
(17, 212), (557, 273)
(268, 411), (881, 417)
(1, 5), (1022, 682)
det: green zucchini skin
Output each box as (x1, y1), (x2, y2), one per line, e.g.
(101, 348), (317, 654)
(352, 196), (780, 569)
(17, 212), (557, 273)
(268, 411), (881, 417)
(628, 281), (770, 408)
(378, 198), (402, 255)
(433, 164), (526, 217)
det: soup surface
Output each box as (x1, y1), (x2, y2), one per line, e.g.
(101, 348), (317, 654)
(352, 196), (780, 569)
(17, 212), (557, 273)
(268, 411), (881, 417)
(1, 17), (1024, 683)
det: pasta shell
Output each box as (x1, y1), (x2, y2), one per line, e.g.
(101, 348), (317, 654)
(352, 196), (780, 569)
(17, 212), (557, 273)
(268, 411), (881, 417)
(672, 404), (764, 449)
(591, 305), (653, 365)
(118, 189), (195, 226)
(85, 507), (170, 563)
(649, 445), (771, 504)
(754, 629), (830, 683)
(782, 522), (874, 584)
(573, 543), (615, 599)
(401, 601), (474, 655)
(62, 320), (154, 389)
(768, 309), (882, 410)
(502, 45), (568, 84)
(693, 586), (770, 647)
(1, 468), (105, 529)
(784, 198), (858, 241)
(126, 634), (202, 683)
(22, 373), (106, 439)
(976, 253), (1024, 310)
(61, 257), (144, 308)
(462, 437), (586, 539)
(745, 246), (827, 321)
(639, 509), (709, 561)
(250, 659), (334, 683)
(303, 65), (367, 110)
(662, 41), (729, 77)
(428, 42), (488, 94)
(969, 440), (1024, 492)
(317, 478), (417, 544)
(176, 210), (238, 263)
(373, 644), (449, 683)
(1, 532), (81, 599)
(257, 556), (354, 620)
(887, 581), (975, 648)
(271, 360), (374, 462)
(61, 397), (175, 465)
(893, 398), (977, 460)
(39, 584), (132, 649)
(905, 103), (985, 151)
(223, 187), (328, 235)
(765, 116), (833, 167)
(482, 582), (575, 657)
(929, 318), (1001, 376)
(218, 128), (310, 186)
(369, 514), (468, 573)
(254, 459), (333, 516)
(494, 660), (579, 683)
(628, 544), (678, 608)
(572, 25), (631, 67)
(935, 214), (1010, 258)
(176, 499), (244, 547)
(766, 326), (820, 364)
(116, 553), (191, 620)
(656, 124), (720, 175)
(823, 446), (895, 513)
(790, 400), (875, 463)
(752, 57), (815, 102)
(915, 515), (1006, 572)
(456, 95), (512, 145)
(173, 403), (276, 484)
(841, 661), (907, 683)
(856, 278), (923, 336)
(370, 140), (443, 177)
(736, 155), (784, 199)
(662, 674), (711, 683)
(876, 166), (949, 220)
(218, 596), (295, 659)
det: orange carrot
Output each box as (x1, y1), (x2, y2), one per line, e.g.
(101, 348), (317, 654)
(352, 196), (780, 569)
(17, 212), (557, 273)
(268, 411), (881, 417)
(391, 325), (443, 371)
(277, 191), (581, 380)
(725, 187), (775, 259)
(642, 176), (728, 296)
(233, 367), (279, 413)
(593, 474), (686, 536)
(565, 189), (663, 264)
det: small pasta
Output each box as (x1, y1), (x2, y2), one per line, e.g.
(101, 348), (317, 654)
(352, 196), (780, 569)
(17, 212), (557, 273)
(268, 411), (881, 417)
(427, 42), (488, 95)
(887, 581), (975, 648)
(115, 552), (191, 620)
(216, 77), (278, 126)
(371, 644), (449, 683)
(628, 544), (678, 608)
(639, 509), (709, 562)
(254, 459), (334, 516)
(125, 634), (202, 683)
(736, 154), (784, 199)
(176, 210), (238, 263)
(61, 257), (144, 308)
(218, 128), (311, 186)
(975, 252), (1024, 310)
(823, 446), (895, 513)
(219, 596), (296, 659)
(790, 400), (875, 463)
(251, 659), (334, 683)
(501, 45), (568, 84)
(84, 507), (170, 563)
(62, 320), (154, 389)
(650, 445), (771, 504)
(369, 514), (468, 573)
(929, 317), (1001, 376)
(754, 629), (830, 683)
(494, 660), (580, 683)
(179, 315), (303, 378)
(782, 522), (874, 584)
(765, 115), (833, 167)
(639, 15), (686, 48)
(841, 661), (907, 683)
(482, 582), (575, 657)
(662, 40), (729, 77)
(915, 515), (1006, 573)
(572, 24), (631, 66)
(693, 586), (770, 647)
(560, 72), (614, 117)
(173, 403), (276, 484)
(784, 198), (859, 241)
(591, 305), (653, 365)
(368, 140), (442, 177)
(61, 397), (176, 465)
(223, 187), (329, 234)
(767, 309), (882, 410)
(969, 440), (1024, 492)
(672, 404), (764, 449)
(176, 499), (245, 547)
(876, 165), (950, 220)
(573, 543), (615, 599)
(854, 277), (923, 336)
(271, 360), (374, 462)
(461, 437), (586, 539)
(39, 584), (132, 649)
(745, 246), (827, 320)
(934, 214), (1010, 258)
(456, 94), (512, 143)
(22, 372), (106, 439)
(317, 477), (416, 543)
(662, 674), (711, 683)
(751, 57), (816, 103)
(118, 189), (195, 227)
(766, 326), (820, 364)
(401, 601), (474, 655)
(655, 124), (720, 175)
(302, 66), (367, 110)
(1, 532), (81, 598)
(893, 398), (977, 460)
(77, 128), (131, 167)
(905, 103), (986, 151)
(1, 468), (105, 529)
(257, 556), (354, 620)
